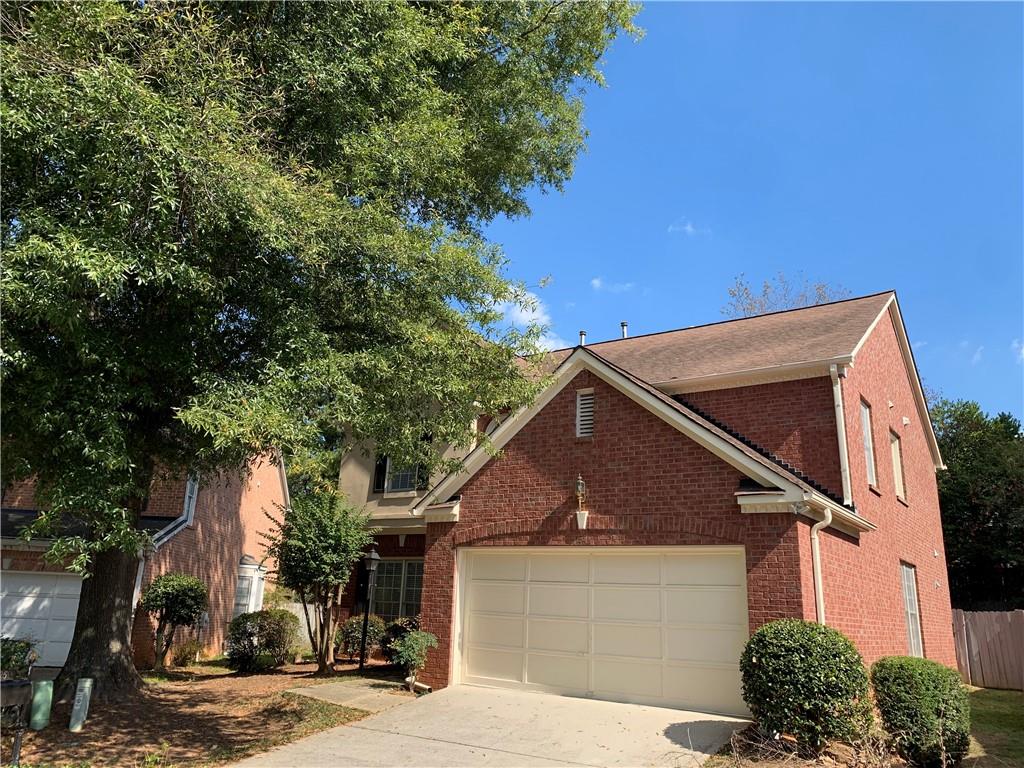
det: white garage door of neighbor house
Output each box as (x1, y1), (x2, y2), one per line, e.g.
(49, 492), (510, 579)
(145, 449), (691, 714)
(459, 547), (750, 716)
(1, 572), (82, 667)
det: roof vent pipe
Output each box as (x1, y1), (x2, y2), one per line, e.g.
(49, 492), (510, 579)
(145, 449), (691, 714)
(620, 321), (628, 339)
(579, 330), (587, 346)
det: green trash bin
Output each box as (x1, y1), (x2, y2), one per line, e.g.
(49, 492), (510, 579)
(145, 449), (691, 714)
(30, 679), (53, 730)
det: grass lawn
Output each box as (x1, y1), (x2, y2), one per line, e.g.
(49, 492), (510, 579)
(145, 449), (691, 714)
(1, 660), (401, 768)
(965, 687), (1024, 767)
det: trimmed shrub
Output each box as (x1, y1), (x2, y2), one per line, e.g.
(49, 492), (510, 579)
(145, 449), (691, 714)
(391, 630), (438, 690)
(140, 573), (208, 670)
(0, 637), (37, 680)
(225, 609), (300, 672)
(172, 638), (204, 667)
(740, 619), (871, 750)
(871, 656), (970, 767)
(382, 616), (419, 664)
(337, 614), (387, 660)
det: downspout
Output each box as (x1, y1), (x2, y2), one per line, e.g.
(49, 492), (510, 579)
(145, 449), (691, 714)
(830, 364), (853, 506)
(810, 507), (832, 625)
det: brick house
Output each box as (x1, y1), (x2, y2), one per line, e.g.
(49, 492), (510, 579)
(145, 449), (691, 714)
(339, 291), (954, 716)
(0, 457), (288, 668)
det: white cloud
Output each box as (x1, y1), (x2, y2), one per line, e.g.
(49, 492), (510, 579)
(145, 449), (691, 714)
(971, 346), (984, 366)
(912, 340), (928, 351)
(1011, 339), (1024, 363)
(497, 291), (568, 350)
(667, 216), (710, 236)
(590, 276), (635, 294)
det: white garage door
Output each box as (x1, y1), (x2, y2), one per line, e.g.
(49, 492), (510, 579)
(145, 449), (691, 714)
(459, 547), (749, 716)
(1, 571), (82, 667)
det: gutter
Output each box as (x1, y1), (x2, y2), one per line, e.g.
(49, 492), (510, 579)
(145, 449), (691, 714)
(830, 364), (853, 505)
(809, 506), (833, 625)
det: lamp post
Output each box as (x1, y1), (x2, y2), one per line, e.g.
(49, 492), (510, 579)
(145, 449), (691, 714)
(359, 548), (381, 672)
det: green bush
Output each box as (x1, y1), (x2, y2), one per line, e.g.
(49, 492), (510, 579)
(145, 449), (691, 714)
(225, 609), (300, 672)
(740, 619), (871, 750)
(0, 637), (37, 680)
(172, 637), (204, 667)
(140, 573), (208, 669)
(336, 614), (387, 660)
(391, 629), (437, 688)
(382, 616), (419, 664)
(871, 656), (971, 767)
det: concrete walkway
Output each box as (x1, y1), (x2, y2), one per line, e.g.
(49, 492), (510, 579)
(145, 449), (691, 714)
(290, 678), (413, 714)
(234, 685), (747, 767)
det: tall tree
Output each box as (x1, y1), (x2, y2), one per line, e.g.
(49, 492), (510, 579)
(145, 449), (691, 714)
(1, 1), (638, 697)
(723, 273), (851, 318)
(930, 399), (1024, 610)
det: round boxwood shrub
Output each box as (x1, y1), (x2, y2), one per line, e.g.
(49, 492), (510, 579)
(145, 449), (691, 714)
(740, 619), (871, 750)
(336, 614), (387, 660)
(871, 656), (970, 767)
(226, 609), (300, 672)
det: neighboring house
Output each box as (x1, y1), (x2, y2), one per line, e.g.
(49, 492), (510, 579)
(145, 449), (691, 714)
(338, 291), (955, 717)
(0, 457), (288, 668)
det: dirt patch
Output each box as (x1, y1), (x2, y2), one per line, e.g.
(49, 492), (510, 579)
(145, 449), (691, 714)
(3, 660), (399, 767)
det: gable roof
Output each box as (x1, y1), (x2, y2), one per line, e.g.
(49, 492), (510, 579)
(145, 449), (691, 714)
(414, 346), (875, 535)
(546, 291), (894, 387)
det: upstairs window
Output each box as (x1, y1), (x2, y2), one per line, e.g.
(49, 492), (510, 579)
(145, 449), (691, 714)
(890, 431), (906, 500)
(372, 455), (427, 494)
(860, 400), (877, 487)
(576, 389), (595, 438)
(183, 475), (200, 525)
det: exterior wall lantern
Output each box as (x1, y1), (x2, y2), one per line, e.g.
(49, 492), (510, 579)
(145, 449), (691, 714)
(575, 474), (589, 530)
(359, 548), (381, 671)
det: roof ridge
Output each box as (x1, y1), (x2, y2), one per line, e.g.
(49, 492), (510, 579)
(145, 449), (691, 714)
(547, 290), (896, 352)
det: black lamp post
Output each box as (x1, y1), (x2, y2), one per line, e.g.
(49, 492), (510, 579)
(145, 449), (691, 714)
(359, 548), (381, 671)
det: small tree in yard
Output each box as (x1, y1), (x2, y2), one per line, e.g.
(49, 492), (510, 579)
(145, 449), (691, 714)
(264, 490), (375, 674)
(140, 574), (208, 671)
(392, 630), (438, 692)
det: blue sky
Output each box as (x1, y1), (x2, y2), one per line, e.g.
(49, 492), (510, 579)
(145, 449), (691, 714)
(486, 2), (1023, 418)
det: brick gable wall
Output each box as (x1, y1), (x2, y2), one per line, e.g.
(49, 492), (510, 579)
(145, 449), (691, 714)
(418, 370), (808, 690)
(812, 313), (956, 667)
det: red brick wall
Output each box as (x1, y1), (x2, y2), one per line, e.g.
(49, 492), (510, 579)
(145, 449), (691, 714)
(131, 457), (286, 666)
(684, 376), (843, 498)
(418, 370), (808, 689)
(811, 312), (956, 668)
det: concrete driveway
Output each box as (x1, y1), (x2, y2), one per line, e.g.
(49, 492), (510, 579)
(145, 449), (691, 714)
(233, 685), (747, 767)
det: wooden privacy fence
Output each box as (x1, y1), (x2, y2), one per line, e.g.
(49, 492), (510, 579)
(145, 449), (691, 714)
(952, 609), (1024, 691)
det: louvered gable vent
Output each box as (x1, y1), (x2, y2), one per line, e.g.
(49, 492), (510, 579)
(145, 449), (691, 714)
(576, 389), (595, 437)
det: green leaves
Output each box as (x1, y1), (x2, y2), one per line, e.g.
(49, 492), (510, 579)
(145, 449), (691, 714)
(140, 573), (209, 630)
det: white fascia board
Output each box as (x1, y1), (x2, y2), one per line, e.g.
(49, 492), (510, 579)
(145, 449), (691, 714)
(413, 348), (810, 514)
(653, 357), (853, 395)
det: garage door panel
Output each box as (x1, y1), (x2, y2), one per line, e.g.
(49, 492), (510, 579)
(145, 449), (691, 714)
(3, 595), (52, 619)
(462, 548), (749, 716)
(663, 665), (746, 714)
(1, 572), (83, 668)
(469, 582), (525, 615)
(594, 659), (663, 699)
(468, 614), (524, 648)
(528, 618), (588, 653)
(665, 588), (745, 626)
(592, 555), (661, 585)
(593, 587), (660, 622)
(667, 627), (746, 664)
(466, 647), (523, 683)
(528, 585), (588, 619)
(529, 555), (589, 584)
(593, 623), (661, 659)
(50, 597), (81, 620)
(527, 654), (588, 690)
(472, 554), (527, 582)
(664, 554), (744, 586)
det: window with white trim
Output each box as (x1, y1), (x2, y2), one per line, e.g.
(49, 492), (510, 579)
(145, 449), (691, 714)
(232, 561), (266, 619)
(576, 389), (595, 438)
(371, 559), (423, 622)
(183, 475), (200, 525)
(890, 431), (906, 500)
(900, 562), (924, 657)
(860, 400), (877, 487)
(372, 455), (425, 494)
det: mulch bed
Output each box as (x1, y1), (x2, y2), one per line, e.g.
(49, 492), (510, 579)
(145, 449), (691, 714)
(2, 659), (397, 767)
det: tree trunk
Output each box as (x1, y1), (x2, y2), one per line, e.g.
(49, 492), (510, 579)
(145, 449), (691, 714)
(154, 620), (173, 671)
(55, 546), (144, 701)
